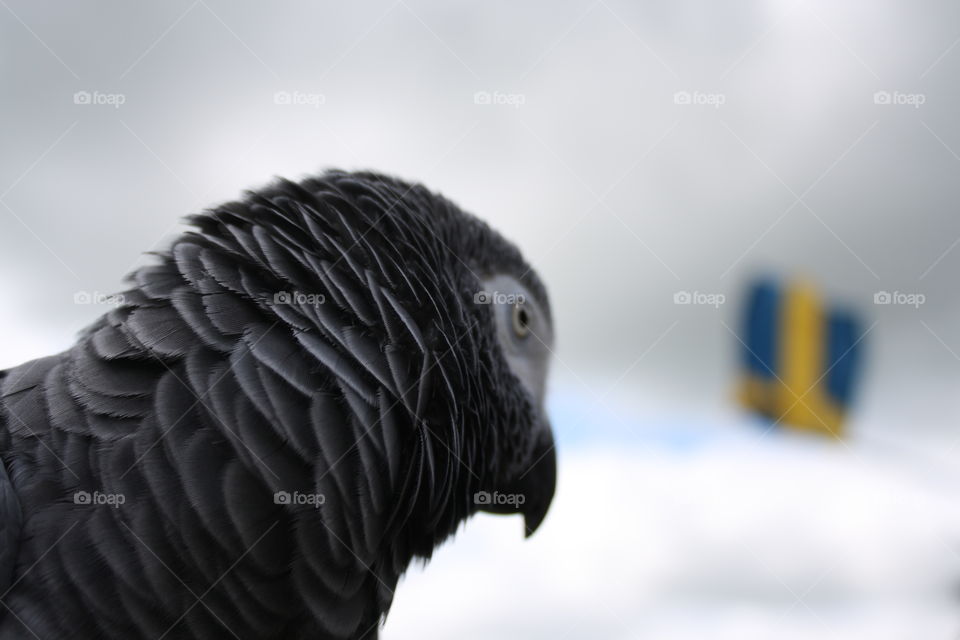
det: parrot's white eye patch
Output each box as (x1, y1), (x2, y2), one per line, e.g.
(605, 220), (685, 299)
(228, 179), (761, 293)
(480, 274), (552, 406)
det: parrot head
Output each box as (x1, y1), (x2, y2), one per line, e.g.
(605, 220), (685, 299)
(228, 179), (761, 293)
(290, 171), (557, 552)
(331, 171), (559, 553)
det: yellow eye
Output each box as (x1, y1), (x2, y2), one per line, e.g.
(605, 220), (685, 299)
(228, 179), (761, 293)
(512, 303), (531, 338)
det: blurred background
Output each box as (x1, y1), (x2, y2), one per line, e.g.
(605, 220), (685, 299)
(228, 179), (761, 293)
(3, 1), (960, 637)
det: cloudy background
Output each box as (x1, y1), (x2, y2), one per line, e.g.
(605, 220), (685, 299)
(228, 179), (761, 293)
(3, 0), (960, 637)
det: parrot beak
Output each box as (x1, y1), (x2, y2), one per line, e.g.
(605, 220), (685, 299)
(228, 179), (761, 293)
(520, 428), (556, 538)
(476, 424), (556, 538)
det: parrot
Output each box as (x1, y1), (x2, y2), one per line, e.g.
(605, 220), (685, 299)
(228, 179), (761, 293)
(0, 170), (556, 639)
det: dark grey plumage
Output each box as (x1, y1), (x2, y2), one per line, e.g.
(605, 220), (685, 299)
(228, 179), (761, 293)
(0, 171), (555, 639)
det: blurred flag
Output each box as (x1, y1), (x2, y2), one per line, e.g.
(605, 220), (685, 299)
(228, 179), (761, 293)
(738, 278), (863, 437)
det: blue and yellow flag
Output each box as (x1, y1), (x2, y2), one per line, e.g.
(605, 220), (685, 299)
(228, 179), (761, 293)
(738, 279), (862, 437)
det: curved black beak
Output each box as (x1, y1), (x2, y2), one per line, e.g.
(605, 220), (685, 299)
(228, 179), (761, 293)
(519, 429), (556, 537)
(476, 426), (556, 538)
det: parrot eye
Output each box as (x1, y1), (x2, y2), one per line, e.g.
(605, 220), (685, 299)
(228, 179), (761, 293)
(512, 302), (531, 338)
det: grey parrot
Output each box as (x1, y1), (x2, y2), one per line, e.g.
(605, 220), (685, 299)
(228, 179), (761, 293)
(0, 170), (556, 639)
